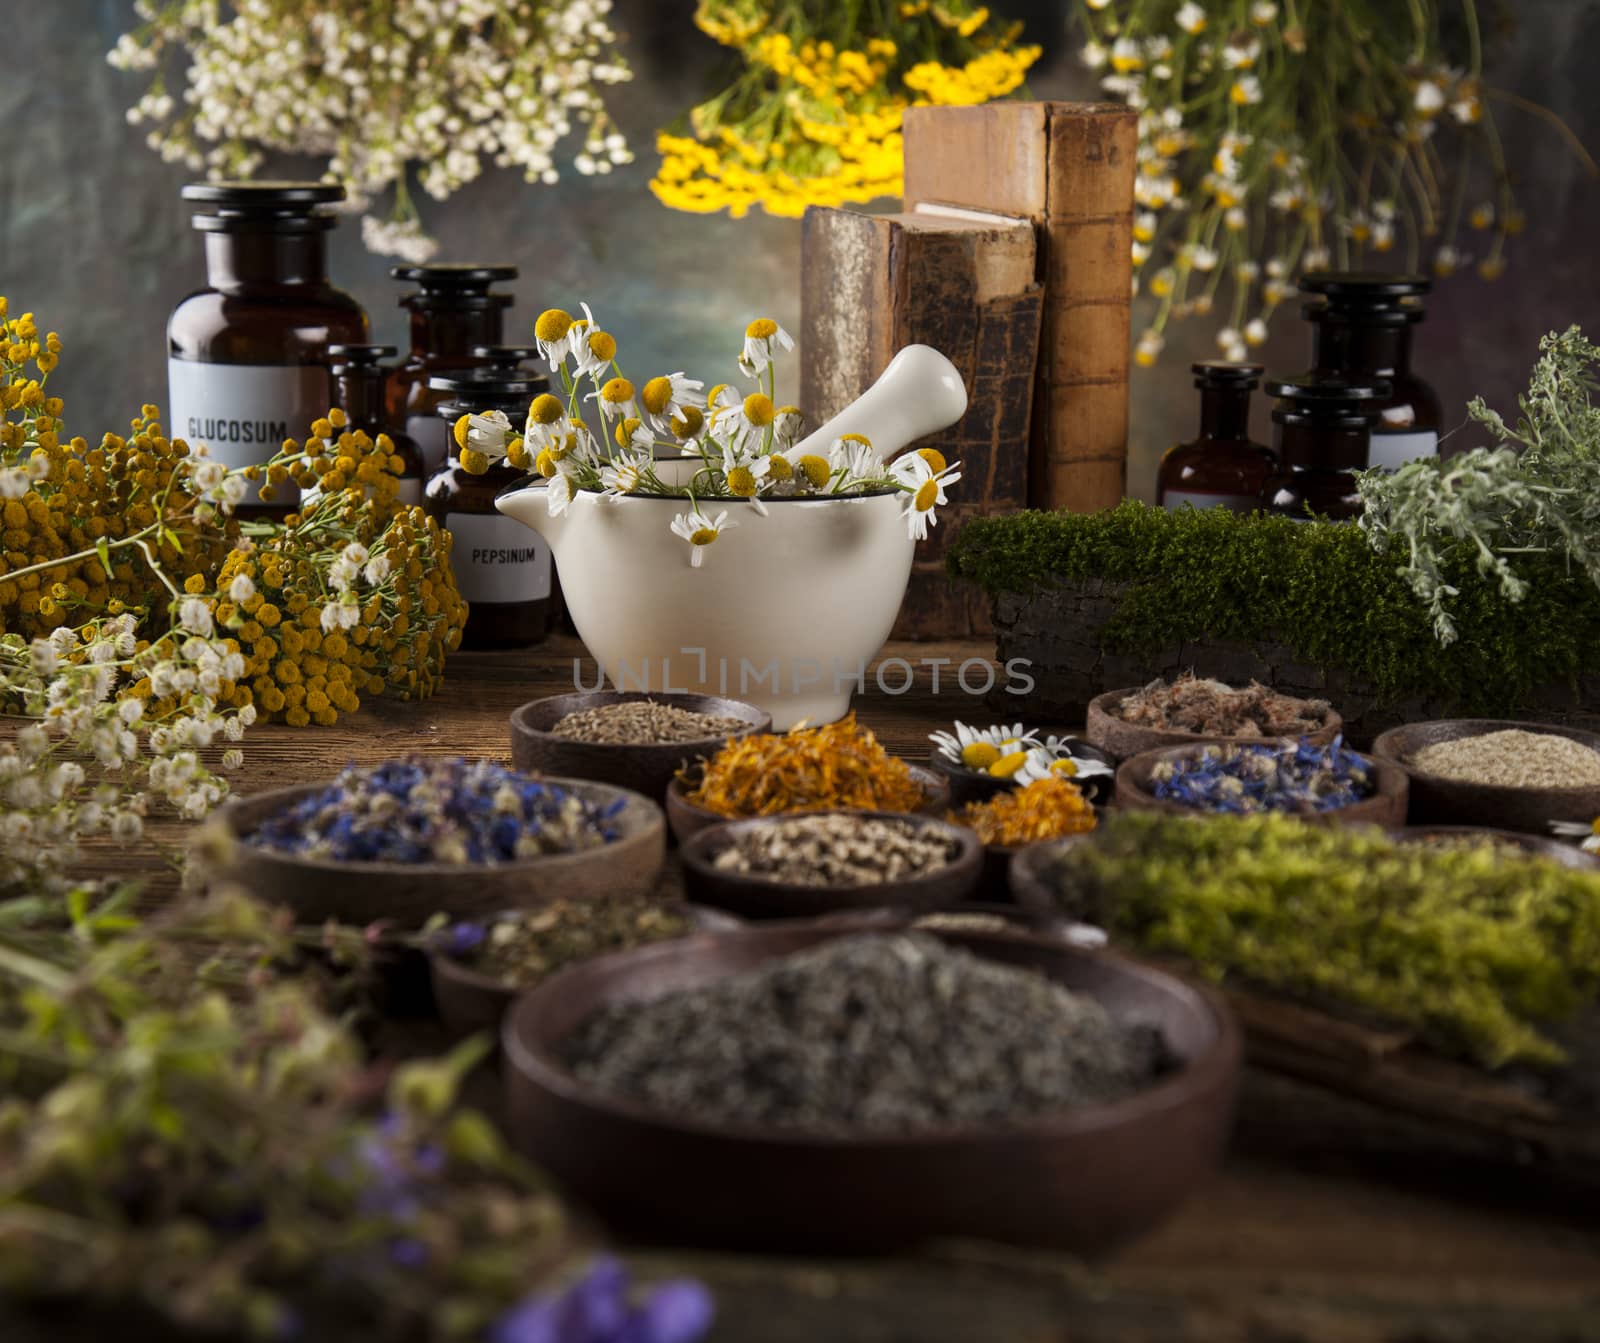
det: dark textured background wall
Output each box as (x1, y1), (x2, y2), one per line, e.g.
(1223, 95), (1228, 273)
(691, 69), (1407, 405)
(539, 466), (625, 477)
(4, 0), (1597, 500)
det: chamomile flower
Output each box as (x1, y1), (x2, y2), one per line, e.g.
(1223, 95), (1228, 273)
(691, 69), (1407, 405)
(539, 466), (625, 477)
(453, 410), (513, 472)
(570, 303), (617, 380)
(545, 469), (577, 517)
(892, 451), (961, 541)
(726, 391), (777, 445)
(1015, 739), (1115, 787)
(534, 308), (575, 369)
(670, 508), (736, 567)
(829, 432), (879, 482)
(1175, 2), (1206, 35)
(587, 376), (637, 422)
(720, 445), (772, 514)
(772, 405), (805, 446)
(1230, 75), (1263, 106)
(638, 371), (705, 434)
(1414, 79), (1446, 117)
(738, 318), (794, 377)
(600, 459), (646, 500)
(1550, 818), (1600, 854)
(929, 722), (1042, 773)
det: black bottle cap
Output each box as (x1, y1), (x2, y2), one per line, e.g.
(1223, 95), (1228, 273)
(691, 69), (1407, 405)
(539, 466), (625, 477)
(1266, 370), (1390, 427)
(183, 181), (345, 232)
(391, 263), (518, 289)
(429, 369), (546, 400)
(471, 345), (541, 370)
(1193, 360), (1264, 389)
(327, 343), (398, 368)
(1299, 272), (1431, 302)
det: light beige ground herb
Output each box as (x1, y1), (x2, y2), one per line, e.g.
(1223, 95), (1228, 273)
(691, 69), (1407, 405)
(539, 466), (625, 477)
(551, 699), (747, 745)
(1408, 729), (1600, 788)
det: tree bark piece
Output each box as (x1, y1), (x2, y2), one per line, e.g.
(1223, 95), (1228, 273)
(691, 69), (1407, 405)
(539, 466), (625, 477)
(903, 101), (1138, 514)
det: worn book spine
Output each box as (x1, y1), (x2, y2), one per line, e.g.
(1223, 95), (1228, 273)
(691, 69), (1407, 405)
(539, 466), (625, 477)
(903, 101), (1138, 514)
(800, 204), (1042, 638)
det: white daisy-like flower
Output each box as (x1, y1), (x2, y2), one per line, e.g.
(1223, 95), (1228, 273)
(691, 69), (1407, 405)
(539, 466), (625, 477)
(1414, 80), (1446, 116)
(670, 508), (737, 567)
(738, 318), (794, 377)
(546, 470), (577, 517)
(1250, 1), (1278, 21)
(569, 303), (618, 380)
(637, 370), (705, 434)
(1244, 318), (1269, 346)
(1222, 36), (1262, 68)
(772, 405), (805, 447)
(456, 409), (512, 462)
(1175, 2), (1206, 34)
(1015, 739), (1115, 787)
(1080, 41), (1108, 69)
(587, 376), (638, 423)
(829, 433), (880, 483)
(1549, 819), (1600, 853)
(892, 451), (962, 541)
(600, 458), (646, 500)
(1230, 75), (1263, 105)
(929, 722), (1042, 774)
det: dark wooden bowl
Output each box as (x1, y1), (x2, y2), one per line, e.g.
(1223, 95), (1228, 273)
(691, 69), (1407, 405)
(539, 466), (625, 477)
(510, 691), (770, 803)
(907, 903), (1108, 949)
(501, 922), (1240, 1254)
(664, 764), (951, 847)
(1086, 688), (1343, 764)
(1114, 741), (1409, 828)
(429, 904), (744, 1041)
(195, 775), (666, 926)
(678, 811), (982, 919)
(926, 736), (1115, 807)
(1372, 719), (1600, 833)
(1008, 836), (1099, 919)
(1391, 824), (1600, 869)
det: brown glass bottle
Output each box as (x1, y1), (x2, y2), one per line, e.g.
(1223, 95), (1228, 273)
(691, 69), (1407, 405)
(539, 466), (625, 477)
(471, 345), (542, 376)
(1300, 273), (1442, 470)
(387, 264), (518, 478)
(1259, 373), (1388, 522)
(327, 344), (427, 508)
(1157, 362), (1276, 512)
(424, 371), (550, 649)
(168, 182), (368, 515)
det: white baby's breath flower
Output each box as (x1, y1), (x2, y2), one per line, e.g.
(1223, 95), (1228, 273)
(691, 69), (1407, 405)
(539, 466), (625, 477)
(178, 597), (214, 637)
(228, 573), (256, 603)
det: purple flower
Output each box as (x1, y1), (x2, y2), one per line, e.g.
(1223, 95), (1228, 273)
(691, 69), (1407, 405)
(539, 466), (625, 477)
(388, 1236), (430, 1268)
(489, 1259), (714, 1343)
(441, 921), (487, 957)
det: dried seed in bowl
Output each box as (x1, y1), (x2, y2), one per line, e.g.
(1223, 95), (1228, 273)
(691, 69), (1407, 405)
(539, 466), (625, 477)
(440, 898), (694, 987)
(710, 813), (957, 886)
(562, 933), (1174, 1135)
(1407, 729), (1600, 789)
(551, 699), (750, 745)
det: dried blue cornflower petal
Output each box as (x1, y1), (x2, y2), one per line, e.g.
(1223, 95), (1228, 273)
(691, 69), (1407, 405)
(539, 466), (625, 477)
(1150, 738), (1373, 815)
(247, 756), (619, 864)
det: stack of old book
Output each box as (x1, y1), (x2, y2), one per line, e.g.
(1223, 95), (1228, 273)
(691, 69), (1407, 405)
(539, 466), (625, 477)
(800, 102), (1136, 639)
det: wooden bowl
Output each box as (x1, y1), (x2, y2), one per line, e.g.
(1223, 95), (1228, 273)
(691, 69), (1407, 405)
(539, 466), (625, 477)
(664, 764), (951, 847)
(1114, 741), (1408, 828)
(926, 736), (1115, 807)
(501, 922), (1240, 1254)
(195, 775), (666, 926)
(1391, 824), (1600, 869)
(907, 903), (1108, 949)
(429, 904), (743, 1040)
(1086, 688), (1343, 764)
(678, 811), (982, 919)
(1372, 719), (1600, 833)
(510, 691), (770, 803)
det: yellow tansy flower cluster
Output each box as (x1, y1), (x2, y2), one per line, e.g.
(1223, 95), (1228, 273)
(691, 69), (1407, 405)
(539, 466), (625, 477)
(653, 0), (1040, 219)
(0, 298), (468, 730)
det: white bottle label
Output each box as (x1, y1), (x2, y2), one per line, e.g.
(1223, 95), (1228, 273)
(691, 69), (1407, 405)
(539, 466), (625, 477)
(1368, 430), (1438, 471)
(1162, 490), (1258, 513)
(445, 512), (551, 604)
(167, 359), (329, 505)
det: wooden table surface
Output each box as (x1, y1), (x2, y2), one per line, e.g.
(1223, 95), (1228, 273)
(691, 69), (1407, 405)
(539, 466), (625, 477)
(124, 639), (1600, 1342)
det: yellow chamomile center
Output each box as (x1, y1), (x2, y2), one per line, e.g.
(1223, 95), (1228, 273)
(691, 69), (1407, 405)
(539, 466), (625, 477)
(841, 432), (872, 449)
(671, 405), (704, 438)
(459, 447), (490, 475)
(690, 526), (719, 546)
(641, 376), (674, 416)
(917, 446), (947, 474)
(535, 448), (558, 477)
(914, 478), (939, 512)
(745, 317), (778, 340)
(1049, 758), (1079, 777)
(726, 466), (758, 497)
(601, 377), (634, 406)
(452, 414), (472, 450)
(614, 465), (640, 492)
(616, 416), (642, 448)
(588, 331), (618, 362)
(768, 453), (793, 482)
(960, 741), (1001, 770)
(506, 436), (530, 470)
(535, 308), (573, 342)
(988, 750), (1030, 779)
(797, 454), (831, 488)
(743, 393), (775, 427)
(529, 393), (564, 425)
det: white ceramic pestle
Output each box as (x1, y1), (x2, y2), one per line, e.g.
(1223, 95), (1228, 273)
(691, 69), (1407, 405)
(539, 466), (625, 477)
(788, 344), (968, 463)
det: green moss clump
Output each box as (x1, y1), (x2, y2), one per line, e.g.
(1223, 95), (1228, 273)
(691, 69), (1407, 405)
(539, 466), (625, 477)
(1041, 812), (1600, 1069)
(944, 501), (1600, 714)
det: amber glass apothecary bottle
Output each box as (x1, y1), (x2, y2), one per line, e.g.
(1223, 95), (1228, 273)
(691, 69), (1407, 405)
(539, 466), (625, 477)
(471, 345), (542, 375)
(387, 264), (518, 478)
(327, 344), (427, 508)
(168, 182), (368, 515)
(1157, 362), (1276, 512)
(1259, 373), (1388, 522)
(1299, 272), (1442, 471)
(424, 370), (551, 649)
